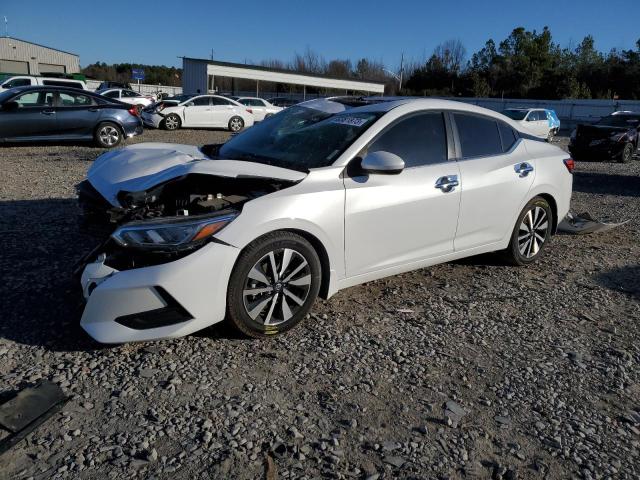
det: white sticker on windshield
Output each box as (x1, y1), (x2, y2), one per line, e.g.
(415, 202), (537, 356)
(330, 116), (368, 127)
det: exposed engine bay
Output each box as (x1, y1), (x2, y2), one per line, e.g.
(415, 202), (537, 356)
(76, 174), (296, 271)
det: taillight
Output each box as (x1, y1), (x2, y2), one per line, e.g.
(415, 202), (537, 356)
(128, 106), (139, 117)
(246, 108), (253, 114)
(563, 158), (575, 173)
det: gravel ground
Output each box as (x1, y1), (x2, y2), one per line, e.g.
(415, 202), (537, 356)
(0, 130), (639, 480)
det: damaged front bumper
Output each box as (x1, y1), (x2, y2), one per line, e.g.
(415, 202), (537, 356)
(79, 241), (240, 343)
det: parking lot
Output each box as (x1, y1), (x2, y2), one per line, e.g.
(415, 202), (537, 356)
(0, 130), (639, 479)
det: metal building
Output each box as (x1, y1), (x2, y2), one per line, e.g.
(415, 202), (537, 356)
(182, 57), (385, 97)
(0, 37), (80, 76)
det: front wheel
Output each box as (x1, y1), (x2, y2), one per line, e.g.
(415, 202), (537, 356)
(226, 232), (321, 338)
(619, 142), (634, 163)
(163, 114), (181, 131)
(228, 116), (244, 132)
(503, 196), (553, 266)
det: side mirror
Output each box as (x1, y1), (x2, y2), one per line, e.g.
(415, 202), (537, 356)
(1, 101), (19, 112)
(185, 101), (194, 107)
(361, 151), (405, 174)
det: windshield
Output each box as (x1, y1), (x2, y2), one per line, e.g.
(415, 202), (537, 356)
(166, 94), (195, 103)
(217, 105), (381, 171)
(502, 109), (528, 120)
(596, 115), (640, 127)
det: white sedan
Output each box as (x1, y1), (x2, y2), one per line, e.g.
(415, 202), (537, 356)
(235, 97), (283, 121)
(77, 97), (573, 343)
(141, 95), (254, 132)
(98, 88), (156, 110)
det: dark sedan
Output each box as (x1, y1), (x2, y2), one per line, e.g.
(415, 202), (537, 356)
(569, 112), (640, 163)
(0, 86), (143, 148)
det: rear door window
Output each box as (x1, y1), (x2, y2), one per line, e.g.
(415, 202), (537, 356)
(58, 92), (94, 106)
(498, 121), (518, 152)
(453, 113), (502, 158)
(367, 112), (447, 168)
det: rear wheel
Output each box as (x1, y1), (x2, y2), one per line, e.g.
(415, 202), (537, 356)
(226, 232), (321, 338)
(620, 142), (633, 163)
(503, 196), (553, 266)
(228, 116), (244, 132)
(163, 114), (181, 131)
(94, 122), (122, 148)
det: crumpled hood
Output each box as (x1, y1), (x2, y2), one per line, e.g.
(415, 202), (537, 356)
(87, 142), (307, 206)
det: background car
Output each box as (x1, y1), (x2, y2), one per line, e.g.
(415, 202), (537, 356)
(0, 85), (142, 147)
(569, 112), (640, 162)
(96, 81), (132, 91)
(76, 97), (573, 343)
(97, 88), (156, 112)
(235, 97), (283, 121)
(0, 75), (87, 92)
(141, 94), (254, 132)
(266, 97), (299, 108)
(502, 108), (560, 140)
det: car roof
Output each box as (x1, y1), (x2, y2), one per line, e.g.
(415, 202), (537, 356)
(5, 85), (92, 94)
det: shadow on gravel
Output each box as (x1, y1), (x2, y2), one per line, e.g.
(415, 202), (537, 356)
(573, 171), (640, 198)
(594, 265), (640, 300)
(0, 198), (104, 352)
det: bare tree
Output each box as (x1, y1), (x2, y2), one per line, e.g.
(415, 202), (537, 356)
(433, 39), (467, 73)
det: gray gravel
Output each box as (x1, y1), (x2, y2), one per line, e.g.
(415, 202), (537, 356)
(0, 131), (639, 479)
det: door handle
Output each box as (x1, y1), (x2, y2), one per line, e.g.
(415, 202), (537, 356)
(88, 107), (99, 112)
(41, 109), (55, 115)
(514, 162), (534, 177)
(435, 175), (459, 192)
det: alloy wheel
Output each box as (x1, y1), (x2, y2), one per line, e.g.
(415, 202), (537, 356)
(99, 126), (120, 146)
(242, 248), (312, 326)
(518, 206), (549, 258)
(230, 118), (243, 132)
(165, 116), (179, 130)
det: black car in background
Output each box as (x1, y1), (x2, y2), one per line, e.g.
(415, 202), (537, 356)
(96, 81), (133, 91)
(0, 86), (143, 148)
(266, 97), (299, 108)
(569, 112), (640, 163)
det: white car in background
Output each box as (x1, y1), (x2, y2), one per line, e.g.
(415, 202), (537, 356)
(502, 108), (561, 141)
(98, 88), (156, 111)
(0, 75), (87, 91)
(235, 97), (283, 121)
(141, 94), (254, 132)
(76, 97), (573, 343)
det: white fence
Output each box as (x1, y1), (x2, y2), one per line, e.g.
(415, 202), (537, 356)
(445, 97), (640, 129)
(85, 79), (183, 97)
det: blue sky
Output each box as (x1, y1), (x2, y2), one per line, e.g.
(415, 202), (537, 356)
(2, 0), (638, 69)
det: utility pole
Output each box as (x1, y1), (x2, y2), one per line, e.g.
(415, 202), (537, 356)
(210, 48), (214, 61)
(4, 16), (8, 37)
(399, 52), (404, 92)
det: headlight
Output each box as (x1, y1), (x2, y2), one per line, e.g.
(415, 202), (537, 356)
(610, 132), (627, 142)
(111, 214), (236, 250)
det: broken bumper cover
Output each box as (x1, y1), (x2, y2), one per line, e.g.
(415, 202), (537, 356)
(80, 241), (240, 343)
(140, 112), (163, 129)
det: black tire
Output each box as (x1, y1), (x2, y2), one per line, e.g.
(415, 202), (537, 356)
(94, 122), (122, 148)
(619, 142), (633, 163)
(163, 114), (181, 131)
(503, 196), (553, 266)
(228, 116), (244, 132)
(226, 231), (321, 338)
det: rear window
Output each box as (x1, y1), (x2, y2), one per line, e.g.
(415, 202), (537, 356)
(502, 109), (527, 121)
(454, 113), (502, 158)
